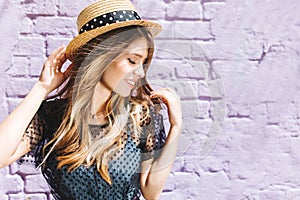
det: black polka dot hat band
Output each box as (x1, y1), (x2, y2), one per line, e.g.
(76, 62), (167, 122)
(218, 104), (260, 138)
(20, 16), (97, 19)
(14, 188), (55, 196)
(66, 0), (162, 61)
(79, 10), (141, 34)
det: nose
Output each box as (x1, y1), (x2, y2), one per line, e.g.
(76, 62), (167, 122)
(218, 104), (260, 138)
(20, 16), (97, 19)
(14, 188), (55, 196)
(134, 65), (145, 78)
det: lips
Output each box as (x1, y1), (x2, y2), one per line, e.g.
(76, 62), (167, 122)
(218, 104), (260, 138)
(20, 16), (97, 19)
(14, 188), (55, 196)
(125, 79), (137, 88)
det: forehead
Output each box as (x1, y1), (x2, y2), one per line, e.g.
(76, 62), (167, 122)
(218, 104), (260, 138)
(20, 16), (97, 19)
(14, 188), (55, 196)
(125, 38), (149, 56)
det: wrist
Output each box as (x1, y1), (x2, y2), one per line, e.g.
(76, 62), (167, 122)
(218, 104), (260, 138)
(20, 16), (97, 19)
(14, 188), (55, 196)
(33, 81), (50, 98)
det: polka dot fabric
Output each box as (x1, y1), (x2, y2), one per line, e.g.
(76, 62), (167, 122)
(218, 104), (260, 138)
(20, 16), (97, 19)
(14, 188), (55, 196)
(79, 10), (141, 34)
(18, 98), (166, 200)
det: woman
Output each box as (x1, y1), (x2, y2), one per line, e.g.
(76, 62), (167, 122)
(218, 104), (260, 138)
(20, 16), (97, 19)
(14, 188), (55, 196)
(0, 0), (182, 199)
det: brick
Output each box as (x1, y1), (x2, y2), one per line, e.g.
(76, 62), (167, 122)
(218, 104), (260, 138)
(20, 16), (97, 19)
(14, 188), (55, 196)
(0, 1), (23, 74)
(243, 31), (266, 59)
(49, 194), (55, 200)
(25, 175), (50, 193)
(266, 102), (281, 124)
(184, 132), (219, 157)
(10, 162), (41, 175)
(29, 57), (45, 77)
(0, 100), (8, 122)
(174, 21), (213, 40)
(10, 162), (21, 175)
(46, 36), (72, 56)
(170, 157), (184, 172)
(22, 0), (57, 15)
(197, 80), (210, 98)
(33, 17), (76, 36)
(209, 100), (226, 121)
(0, 174), (23, 193)
(155, 40), (192, 59)
(287, 189), (300, 200)
(278, 116), (298, 133)
(191, 41), (223, 60)
(211, 60), (257, 100)
(58, 0), (95, 17)
(135, 0), (166, 19)
(178, 118), (211, 150)
(166, 81), (198, 99)
(0, 194), (8, 200)
(190, 43), (212, 62)
(0, 166), (9, 175)
(6, 56), (30, 77)
(289, 137), (300, 163)
(8, 193), (25, 200)
(147, 59), (175, 80)
(206, 30), (265, 60)
(227, 102), (251, 118)
(5, 78), (37, 98)
(25, 194), (48, 200)
(154, 21), (175, 39)
(166, 2), (202, 19)
(202, 0), (226, 2)
(166, 172), (201, 197)
(13, 37), (45, 56)
(206, 79), (225, 98)
(181, 100), (210, 119)
(203, 2), (225, 20)
(6, 98), (22, 114)
(258, 191), (286, 199)
(160, 192), (185, 200)
(20, 17), (34, 34)
(184, 156), (225, 173)
(175, 60), (209, 80)
(250, 103), (267, 118)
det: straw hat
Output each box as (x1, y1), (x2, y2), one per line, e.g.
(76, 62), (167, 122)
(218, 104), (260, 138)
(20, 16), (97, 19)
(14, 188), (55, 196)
(65, 0), (162, 61)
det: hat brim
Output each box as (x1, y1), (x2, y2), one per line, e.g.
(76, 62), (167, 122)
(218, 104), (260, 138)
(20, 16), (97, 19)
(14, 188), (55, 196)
(66, 20), (162, 62)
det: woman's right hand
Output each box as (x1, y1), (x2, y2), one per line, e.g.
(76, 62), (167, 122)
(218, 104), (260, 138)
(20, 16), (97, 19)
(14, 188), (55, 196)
(38, 45), (73, 95)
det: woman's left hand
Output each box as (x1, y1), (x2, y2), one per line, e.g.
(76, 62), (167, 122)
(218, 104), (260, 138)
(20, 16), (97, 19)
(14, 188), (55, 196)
(150, 88), (182, 128)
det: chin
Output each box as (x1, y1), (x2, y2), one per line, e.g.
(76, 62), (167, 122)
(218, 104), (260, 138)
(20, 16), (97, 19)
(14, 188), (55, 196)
(116, 90), (131, 97)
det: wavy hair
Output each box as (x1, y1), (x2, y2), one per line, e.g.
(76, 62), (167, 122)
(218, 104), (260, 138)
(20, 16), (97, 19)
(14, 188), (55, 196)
(40, 26), (160, 184)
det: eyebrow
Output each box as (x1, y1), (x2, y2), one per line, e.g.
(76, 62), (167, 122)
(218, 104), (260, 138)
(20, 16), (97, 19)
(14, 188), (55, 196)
(130, 53), (148, 62)
(131, 53), (148, 58)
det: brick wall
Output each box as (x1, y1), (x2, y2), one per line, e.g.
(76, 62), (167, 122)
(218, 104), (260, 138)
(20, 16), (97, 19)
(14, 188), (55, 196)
(1, 0), (300, 199)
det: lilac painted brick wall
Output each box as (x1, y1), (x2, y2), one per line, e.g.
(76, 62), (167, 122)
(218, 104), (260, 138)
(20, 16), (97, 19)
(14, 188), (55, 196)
(1, 0), (300, 199)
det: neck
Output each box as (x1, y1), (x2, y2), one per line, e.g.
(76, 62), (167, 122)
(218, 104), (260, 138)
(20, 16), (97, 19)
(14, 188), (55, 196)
(92, 80), (112, 115)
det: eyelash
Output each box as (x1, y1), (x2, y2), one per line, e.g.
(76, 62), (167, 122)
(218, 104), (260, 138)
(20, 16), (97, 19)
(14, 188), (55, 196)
(128, 58), (136, 65)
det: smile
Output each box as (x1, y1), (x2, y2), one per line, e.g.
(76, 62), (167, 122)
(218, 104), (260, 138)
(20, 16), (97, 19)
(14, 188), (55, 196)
(125, 79), (136, 88)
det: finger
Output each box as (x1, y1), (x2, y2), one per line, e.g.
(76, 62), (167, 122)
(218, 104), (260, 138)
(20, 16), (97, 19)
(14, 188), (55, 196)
(150, 93), (166, 103)
(48, 45), (65, 61)
(53, 48), (67, 71)
(56, 55), (67, 71)
(55, 47), (66, 59)
(62, 63), (74, 78)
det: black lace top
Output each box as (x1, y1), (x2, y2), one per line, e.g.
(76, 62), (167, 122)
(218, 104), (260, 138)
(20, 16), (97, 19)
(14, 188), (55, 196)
(18, 98), (166, 200)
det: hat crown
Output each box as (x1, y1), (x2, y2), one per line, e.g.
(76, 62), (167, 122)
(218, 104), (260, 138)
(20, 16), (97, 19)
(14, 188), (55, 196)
(77, 0), (137, 32)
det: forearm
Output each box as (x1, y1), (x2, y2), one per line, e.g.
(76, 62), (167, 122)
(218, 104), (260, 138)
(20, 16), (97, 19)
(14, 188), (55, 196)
(141, 124), (182, 200)
(0, 82), (48, 166)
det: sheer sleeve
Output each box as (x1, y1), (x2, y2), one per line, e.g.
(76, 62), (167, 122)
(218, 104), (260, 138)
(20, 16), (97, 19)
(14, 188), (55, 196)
(17, 98), (68, 166)
(139, 106), (167, 162)
(17, 101), (48, 165)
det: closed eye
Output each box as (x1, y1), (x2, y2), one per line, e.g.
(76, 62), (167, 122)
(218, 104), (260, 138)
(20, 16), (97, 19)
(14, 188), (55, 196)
(128, 58), (136, 65)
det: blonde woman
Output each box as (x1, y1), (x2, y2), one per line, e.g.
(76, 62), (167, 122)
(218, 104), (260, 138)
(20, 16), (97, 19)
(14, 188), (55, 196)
(0, 1), (182, 199)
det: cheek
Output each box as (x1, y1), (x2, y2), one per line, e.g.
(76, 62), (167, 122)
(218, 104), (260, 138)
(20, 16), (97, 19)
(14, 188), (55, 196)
(104, 61), (134, 87)
(115, 59), (136, 78)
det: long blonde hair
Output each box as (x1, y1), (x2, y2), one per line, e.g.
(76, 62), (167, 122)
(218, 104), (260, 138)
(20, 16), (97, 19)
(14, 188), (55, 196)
(42, 26), (159, 184)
